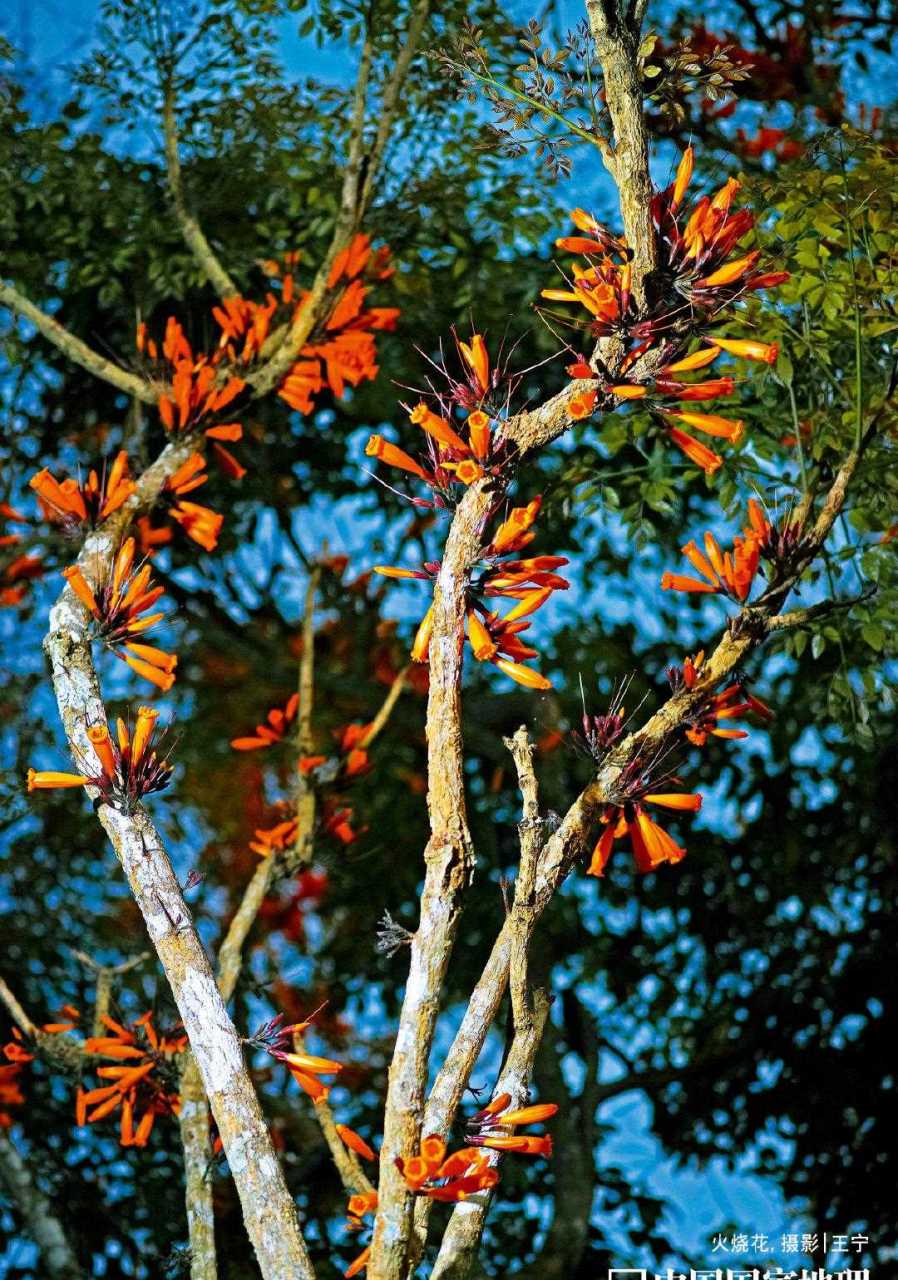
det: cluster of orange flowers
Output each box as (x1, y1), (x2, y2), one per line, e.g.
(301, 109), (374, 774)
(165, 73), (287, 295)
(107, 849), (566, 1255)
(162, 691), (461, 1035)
(660, 497), (791, 602)
(28, 705), (174, 809)
(30, 450), (137, 528)
(375, 496), (567, 690)
(666, 651), (774, 747)
(4, 1006), (185, 1147)
(544, 147), (787, 472)
(126, 233), (399, 555)
(1, 1008), (82, 1126)
(365, 334), (514, 509)
(141, 234), (397, 439)
(342, 1093), (556, 1276)
(75, 1012), (186, 1148)
(587, 762), (702, 878)
(232, 693), (373, 855)
(62, 536), (177, 690)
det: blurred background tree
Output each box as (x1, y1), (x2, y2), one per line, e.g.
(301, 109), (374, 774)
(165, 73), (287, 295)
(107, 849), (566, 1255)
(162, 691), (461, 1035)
(0, 0), (896, 1276)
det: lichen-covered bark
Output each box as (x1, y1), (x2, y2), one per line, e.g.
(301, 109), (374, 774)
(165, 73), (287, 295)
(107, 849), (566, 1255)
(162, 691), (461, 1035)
(585, 0), (658, 298)
(43, 518), (315, 1280)
(179, 1053), (218, 1280)
(428, 990), (551, 1280)
(369, 481), (496, 1279)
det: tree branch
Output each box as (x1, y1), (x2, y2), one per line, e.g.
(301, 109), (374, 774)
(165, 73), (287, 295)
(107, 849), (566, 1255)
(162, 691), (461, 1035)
(428, 988), (552, 1280)
(0, 977), (37, 1037)
(0, 282), (158, 403)
(162, 85), (238, 298)
(369, 480), (496, 1279)
(766, 587), (876, 631)
(288, 566), (321, 870)
(43, 523), (316, 1280)
(178, 1053), (218, 1280)
(0, 1130), (84, 1279)
(585, 0), (658, 300)
(360, 0), (433, 212)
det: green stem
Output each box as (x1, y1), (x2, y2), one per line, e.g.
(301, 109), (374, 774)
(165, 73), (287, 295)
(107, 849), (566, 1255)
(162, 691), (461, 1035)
(452, 60), (609, 155)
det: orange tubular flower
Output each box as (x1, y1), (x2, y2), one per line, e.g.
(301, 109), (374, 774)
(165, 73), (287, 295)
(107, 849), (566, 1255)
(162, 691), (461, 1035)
(409, 403), (469, 454)
(230, 692), (299, 750)
(497, 1102), (560, 1125)
(665, 346), (722, 373)
(466, 410), (491, 459)
(468, 611), (498, 661)
(30, 451), (137, 528)
(487, 498), (542, 555)
(88, 724), (117, 780)
(680, 677), (774, 747)
(336, 1125), (376, 1161)
(62, 565), (100, 616)
(585, 749), (703, 877)
(410, 606), (434, 663)
(477, 1134), (553, 1156)
(494, 658), (552, 690)
(705, 335), (779, 364)
(458, 333), (490, 397)
(662, 511), (762, 603)
(671, 144), (694, 209)
(544, 150), (787, 473)
(345, 1246), (371, 1277)
(667, 427), (723, 474)
(365, 434), (428, 480)
(662, 408), (744, 443)
(62, 539), (178, 690)
(27, 770), (90, 791)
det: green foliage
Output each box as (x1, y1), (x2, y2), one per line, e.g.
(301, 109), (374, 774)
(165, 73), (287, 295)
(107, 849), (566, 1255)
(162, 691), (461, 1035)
(1, 1), (898, 1277)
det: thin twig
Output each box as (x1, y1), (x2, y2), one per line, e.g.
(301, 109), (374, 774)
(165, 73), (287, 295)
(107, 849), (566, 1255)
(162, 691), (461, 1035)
(0, 976), (37, 1037)
(294, 1031), (375, 1198)
(0, 281), (158, 403)
(162, 84), (237, 298)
